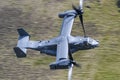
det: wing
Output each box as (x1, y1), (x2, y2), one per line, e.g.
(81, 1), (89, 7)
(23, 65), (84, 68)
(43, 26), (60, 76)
(49, 37), (70, 69)
(56, 37), (68, 61)
(59, 11), (75, 36)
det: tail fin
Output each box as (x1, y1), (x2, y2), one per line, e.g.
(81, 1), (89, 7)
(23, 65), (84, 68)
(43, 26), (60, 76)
(13, 28), (30, 58)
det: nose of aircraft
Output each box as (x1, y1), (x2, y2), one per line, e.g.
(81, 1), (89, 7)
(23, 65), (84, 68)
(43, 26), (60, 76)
(91, 40), (99, 47)
(83, 37), (99, 49)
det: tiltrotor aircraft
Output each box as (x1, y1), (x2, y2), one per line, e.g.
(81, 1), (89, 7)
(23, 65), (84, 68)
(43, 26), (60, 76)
(14, 0), (99, 80)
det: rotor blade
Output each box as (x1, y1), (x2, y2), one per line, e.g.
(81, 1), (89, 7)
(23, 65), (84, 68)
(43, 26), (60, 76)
(72, 4), (78, 13)
(67, 39), (80, 67)
(68, 64), (73, 80)
(79, 15), (86, 37)
(68, 49), (73, 61)
(72, 4), (83, 15)
(79, 0), (84, 10)
(72, 61), (80, 67)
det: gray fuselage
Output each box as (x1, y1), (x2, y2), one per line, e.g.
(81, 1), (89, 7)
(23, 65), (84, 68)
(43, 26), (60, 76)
(26, 10), (99, 56)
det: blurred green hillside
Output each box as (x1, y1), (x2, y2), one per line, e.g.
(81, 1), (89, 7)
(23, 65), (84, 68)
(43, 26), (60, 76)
(0, 0), (120, 80)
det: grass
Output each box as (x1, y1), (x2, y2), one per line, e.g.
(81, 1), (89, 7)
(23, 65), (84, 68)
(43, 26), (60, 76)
(0, 0), (120, 80)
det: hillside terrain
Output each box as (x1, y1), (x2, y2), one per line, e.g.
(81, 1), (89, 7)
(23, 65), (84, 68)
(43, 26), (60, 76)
(0, 0), (120, 80)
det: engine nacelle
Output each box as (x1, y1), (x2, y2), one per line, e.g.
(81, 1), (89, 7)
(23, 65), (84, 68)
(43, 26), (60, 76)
(49, 59), (71, 70)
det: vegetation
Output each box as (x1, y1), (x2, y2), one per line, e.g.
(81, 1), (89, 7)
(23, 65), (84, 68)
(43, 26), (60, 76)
(0, 0), (120, 80)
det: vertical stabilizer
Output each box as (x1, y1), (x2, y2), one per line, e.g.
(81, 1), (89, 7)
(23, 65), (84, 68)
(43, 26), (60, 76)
(13, 28), (30, 58)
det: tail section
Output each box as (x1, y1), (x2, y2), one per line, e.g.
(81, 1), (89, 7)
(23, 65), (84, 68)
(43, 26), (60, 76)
(13, 28), (30, 58)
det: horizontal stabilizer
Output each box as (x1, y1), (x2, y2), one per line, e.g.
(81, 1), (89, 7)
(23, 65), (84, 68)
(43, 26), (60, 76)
(17, 28), (30, 36)
(13, 47), (26, 58)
